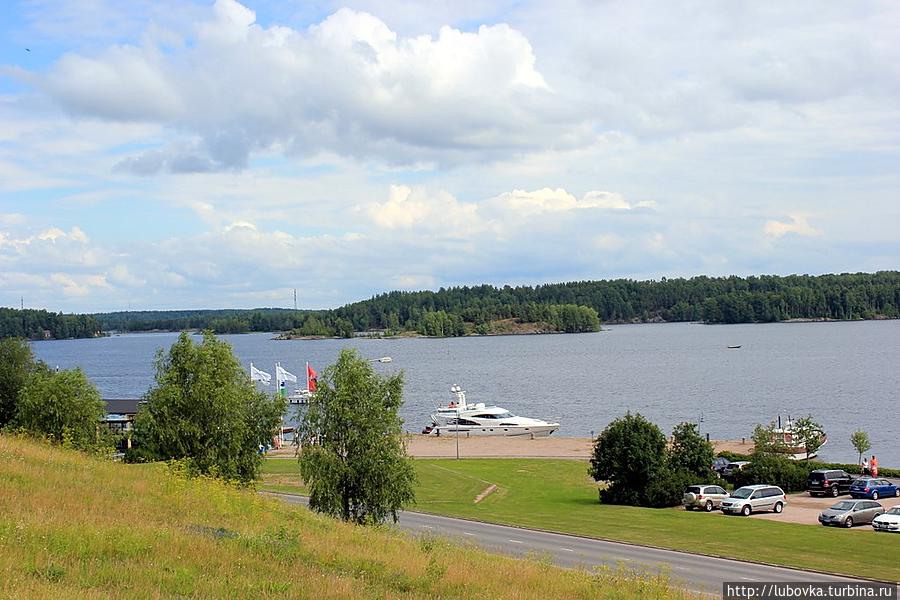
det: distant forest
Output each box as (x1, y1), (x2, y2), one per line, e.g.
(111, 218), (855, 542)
(0, 308), (102, 340)
(83, 271), (900, 338)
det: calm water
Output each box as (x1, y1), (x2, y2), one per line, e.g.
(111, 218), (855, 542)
(31, 321), (900, 466)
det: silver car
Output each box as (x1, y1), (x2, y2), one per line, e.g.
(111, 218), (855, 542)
(818, 499), (883, 528)
(721, 484), (786, 516)
(683, 485), (729, 512)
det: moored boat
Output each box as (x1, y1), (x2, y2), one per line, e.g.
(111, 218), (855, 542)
(423, 385), (560, 437)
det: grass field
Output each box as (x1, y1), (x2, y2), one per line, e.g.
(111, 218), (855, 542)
(0, 436), (697, 599)
(262, 457), (900, 582)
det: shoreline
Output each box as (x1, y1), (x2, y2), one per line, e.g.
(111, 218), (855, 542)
(269, 436), (756, 460)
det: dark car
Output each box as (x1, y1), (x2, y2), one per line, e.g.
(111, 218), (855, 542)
(712, 457), (730, 476)
(808, 469), (855, 497)
(849, 478), (900, 500)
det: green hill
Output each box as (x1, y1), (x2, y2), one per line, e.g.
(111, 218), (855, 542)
(0, 436), (694, 599)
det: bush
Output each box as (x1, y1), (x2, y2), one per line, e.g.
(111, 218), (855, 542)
(732, 454), (810, 493)
(12, 368), (108, 452)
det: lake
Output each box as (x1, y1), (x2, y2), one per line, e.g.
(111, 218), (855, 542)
(30, 320), (900, 466)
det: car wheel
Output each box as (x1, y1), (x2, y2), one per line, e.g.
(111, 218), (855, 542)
(705, 500), (714, 512)
(831, 486), (839, 497)
(872, 492), (879, 500)
(773, 502), (783, 514)
(741, 505), (751, 517)
(844, 517), (853, 528)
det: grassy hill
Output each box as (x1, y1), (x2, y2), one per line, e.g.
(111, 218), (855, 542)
(261, 458), (900, 582)
(0, 436), (695, 599)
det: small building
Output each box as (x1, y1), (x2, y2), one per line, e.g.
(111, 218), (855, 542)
(103, 399), (145, 450)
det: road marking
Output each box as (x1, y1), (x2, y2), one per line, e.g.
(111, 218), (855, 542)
(508, 539), (523, 544)
(560, 548), (574, 552)
(463, 532), (475, 536)
(740, 577), (757, 581)
(422, 525), (433, 529)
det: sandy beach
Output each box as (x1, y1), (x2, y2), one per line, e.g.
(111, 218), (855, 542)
(269, 435), (755, 459)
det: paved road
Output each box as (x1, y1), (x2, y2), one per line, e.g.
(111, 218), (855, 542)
(267, 493), (872, 593)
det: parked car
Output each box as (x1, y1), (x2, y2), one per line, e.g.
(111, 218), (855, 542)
(817, 499), (883, 528)
(849, 478), (900, 500)
(808, 469), (855, 497)
(721, 461), (750, 479)
(721, 484), (786, 516)
(711, 457), (730, 476)
(683, 485), (729, 512)
(872, 505), (900, 532)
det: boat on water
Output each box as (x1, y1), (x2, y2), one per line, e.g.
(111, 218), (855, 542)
(422, 385), (560, 438)
(771, 415), (827, 460)
(727, 345), (742, 349)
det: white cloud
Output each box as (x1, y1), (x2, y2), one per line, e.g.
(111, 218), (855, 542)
(28, 1), (556, 173)
(366, 184), (478, 230)
(764, 215), (823, 238)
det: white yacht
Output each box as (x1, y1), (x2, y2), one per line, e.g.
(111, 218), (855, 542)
(422, 385), (560, 437)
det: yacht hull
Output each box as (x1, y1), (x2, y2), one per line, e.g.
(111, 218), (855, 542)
(429, 424), (559, 438)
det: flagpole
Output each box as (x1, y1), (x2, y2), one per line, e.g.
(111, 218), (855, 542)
(306, 361), (310, 393)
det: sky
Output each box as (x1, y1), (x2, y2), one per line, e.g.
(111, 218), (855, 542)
(1, 0), (898, 313)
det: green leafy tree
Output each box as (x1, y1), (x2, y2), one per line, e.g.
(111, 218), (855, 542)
(0, 338), (46, 427)
(130, 332), (285, 484)
(298, 348), (415, 524)
(668, 421), (715, 478)
(750, 422), (786, 455)
(791, 415), (826, 461)
(13, 368), (106, 451)
(588, 413), (668, 506)
(850, 430), (871, 465)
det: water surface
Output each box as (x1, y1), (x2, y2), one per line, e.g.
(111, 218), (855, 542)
(31, 321), (900, 466)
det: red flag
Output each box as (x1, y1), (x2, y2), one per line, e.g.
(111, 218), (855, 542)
(307, 364), (318, 393)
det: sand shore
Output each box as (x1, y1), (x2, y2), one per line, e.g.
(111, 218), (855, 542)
(269, 435), (755, 459)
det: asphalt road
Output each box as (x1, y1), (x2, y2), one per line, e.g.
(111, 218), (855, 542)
(267, 493), (872, 594)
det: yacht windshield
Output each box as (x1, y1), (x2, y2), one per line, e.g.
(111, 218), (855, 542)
(496, 411), (515, 419)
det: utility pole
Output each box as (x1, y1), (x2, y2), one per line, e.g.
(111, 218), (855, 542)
(293, 288), (297, 310)
(21, 297), (24, 310)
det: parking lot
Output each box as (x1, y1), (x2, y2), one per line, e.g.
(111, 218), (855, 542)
(707, 478), (900, 527)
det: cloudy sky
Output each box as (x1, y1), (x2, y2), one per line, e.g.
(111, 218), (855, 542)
(1, 0), (898, 312)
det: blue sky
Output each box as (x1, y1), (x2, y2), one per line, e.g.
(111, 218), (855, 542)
(1, 0), (898, 312)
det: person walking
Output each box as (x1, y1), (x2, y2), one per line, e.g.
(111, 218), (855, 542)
(871, 455), (878, 478)
(862, 456), (869, 476)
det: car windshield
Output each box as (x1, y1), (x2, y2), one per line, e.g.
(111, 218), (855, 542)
(831, 501), (855, 511)
(810, 473), (826, 480)
(731, 488), (754, 499)
(686, 486), (701, 494)
(886, 507), (900, 515)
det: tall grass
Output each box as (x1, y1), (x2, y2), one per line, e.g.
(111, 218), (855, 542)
(0, 436), (696, 599)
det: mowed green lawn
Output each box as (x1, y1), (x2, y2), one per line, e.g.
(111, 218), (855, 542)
(261, 457), (900, 582)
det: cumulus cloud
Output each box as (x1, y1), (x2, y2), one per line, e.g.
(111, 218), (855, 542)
(31, 0), (555, 173)
(366, 185), (478, 231)
(764, 215), (823, 238)
(487, 188), (656, 216)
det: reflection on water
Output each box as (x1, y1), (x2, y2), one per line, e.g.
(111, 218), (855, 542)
(31, 320), (900, 466)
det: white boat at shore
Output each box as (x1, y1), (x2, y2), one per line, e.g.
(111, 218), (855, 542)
(422, 385), (559, 438)
(771, 415), (827, 460)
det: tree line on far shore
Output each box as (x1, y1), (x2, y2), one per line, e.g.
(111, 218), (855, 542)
(5, 271), (898, 340)
(0, 308), (101, 340)
(92, 270), (899, 336)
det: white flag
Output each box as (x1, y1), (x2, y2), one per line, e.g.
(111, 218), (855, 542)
(250, 363), (271, 385)
(276, 364), (298, 384)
